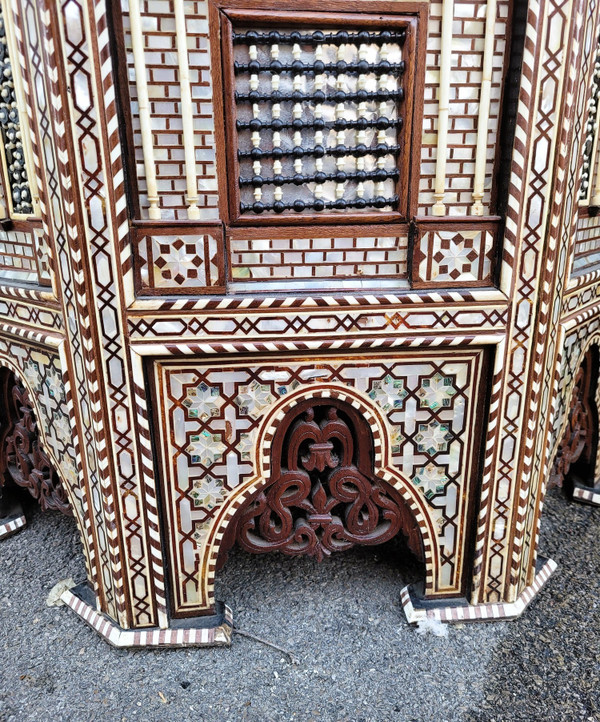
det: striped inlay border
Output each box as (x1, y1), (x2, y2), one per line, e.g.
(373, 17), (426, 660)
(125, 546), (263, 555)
(61, 587), (233, 648)
(0, 514), (26, 540)
(401, 557), (557, 624)
(572, 485), (600, 506)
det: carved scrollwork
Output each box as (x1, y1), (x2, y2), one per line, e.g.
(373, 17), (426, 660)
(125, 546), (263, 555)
(0, 370), (71, 515)
(231, 402), (423, 562)
(550, 347), (599, 490)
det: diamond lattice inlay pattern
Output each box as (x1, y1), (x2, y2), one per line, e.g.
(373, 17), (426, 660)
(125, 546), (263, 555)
(230, 23), (407, 217)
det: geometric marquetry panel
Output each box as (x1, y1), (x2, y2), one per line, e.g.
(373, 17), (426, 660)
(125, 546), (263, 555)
(572, 215), (600, 277)
(228, 228), (409, 291)
(412, 224), (497, 287)
(155, 350), (487, 613)
(0, 229), (37, 283)
(0, 227), (51, 286)
(134, 228), (225, 295)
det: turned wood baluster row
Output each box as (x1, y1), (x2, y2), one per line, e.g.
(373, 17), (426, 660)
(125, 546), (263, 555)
(128, 0), (199, 220)
(432, 0), (498, 217)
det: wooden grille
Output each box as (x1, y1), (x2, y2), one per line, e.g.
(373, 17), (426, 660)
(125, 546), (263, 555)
(0, 7), (32, 216)
(222, 11), (415, 221)
(580, 29), (600, 202)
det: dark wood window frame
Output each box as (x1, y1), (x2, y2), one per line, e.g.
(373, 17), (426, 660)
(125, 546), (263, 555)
(216, 4), (427, 229)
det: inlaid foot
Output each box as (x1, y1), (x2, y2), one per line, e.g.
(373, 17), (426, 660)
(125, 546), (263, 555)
(402, 557), (557, 624)
(572, 482), (600, 506)
(61, 582), (233, 648)
(0, 500), (26, 540)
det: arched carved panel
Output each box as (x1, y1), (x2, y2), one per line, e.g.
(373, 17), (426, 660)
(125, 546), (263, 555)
(550, 345), (599, 492)
(223, 398), (424, 563)
(0, 368), (71, 515)
(155, 351), (486, 614)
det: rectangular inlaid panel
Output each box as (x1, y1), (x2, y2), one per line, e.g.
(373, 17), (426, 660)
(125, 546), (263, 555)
(572, 215), (600, 276)
(228, 228), (409, 290)
(413, 224), (497, 286)
(418, 0), (509, 215)
(134, 227), (225, 294)
(0, 228), (50, 285)
(120, 0), (219, 220)
(154, 349), (487, 614)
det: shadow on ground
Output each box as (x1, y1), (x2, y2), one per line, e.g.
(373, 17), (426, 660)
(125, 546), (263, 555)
(465, 488), (599, 721)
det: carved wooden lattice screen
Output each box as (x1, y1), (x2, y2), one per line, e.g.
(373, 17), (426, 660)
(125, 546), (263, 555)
(228, 25), (407, 217)
(0, 368), (70, 515)
(220, 400), (424, 563)
(220, 10), (420, 225)
(0, 6), (33, 217)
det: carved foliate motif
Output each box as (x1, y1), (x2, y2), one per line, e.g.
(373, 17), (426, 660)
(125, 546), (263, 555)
(232, 402), (423, 562)
(0, 371), (71, 515)
(550, 347), (599, 490)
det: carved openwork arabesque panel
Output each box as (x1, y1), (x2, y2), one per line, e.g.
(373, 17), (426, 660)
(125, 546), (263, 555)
(0, 368), (70, 515)
(226, 401), (423, 562)
(550, 345), (600, 491)
(0, 339), (81, 519)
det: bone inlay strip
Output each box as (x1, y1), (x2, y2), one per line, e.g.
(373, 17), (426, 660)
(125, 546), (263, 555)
(471, 0), (497, 216)
(174, 0), (199, 220)
(432, 0), (454, 216)
(128, 0), (160, 219)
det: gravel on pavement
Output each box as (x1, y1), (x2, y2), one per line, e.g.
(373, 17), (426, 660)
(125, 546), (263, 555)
(0, 487), (598, 722)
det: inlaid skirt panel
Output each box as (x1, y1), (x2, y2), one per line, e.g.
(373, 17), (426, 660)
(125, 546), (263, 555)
(154, 350), (487, 614)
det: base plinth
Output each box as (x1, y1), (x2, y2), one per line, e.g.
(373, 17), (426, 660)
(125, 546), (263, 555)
(402, 557), (557, 624)
(61, 583), (233, 648)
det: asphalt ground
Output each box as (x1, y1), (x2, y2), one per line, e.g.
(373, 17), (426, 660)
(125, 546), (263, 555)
(0, 487), (598, 722)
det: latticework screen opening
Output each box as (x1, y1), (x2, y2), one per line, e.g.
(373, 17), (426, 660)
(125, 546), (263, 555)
(224, 15), (412, 220)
